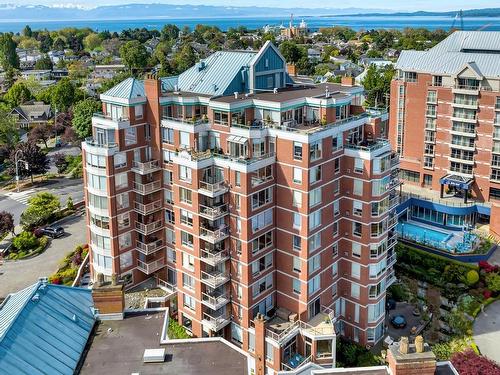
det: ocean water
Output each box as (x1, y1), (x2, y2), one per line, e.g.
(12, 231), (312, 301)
(0, 15), (499, 33)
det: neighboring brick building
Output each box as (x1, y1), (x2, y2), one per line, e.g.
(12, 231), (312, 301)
(389, 31), (500, 236)
(83, 41), (399, 372)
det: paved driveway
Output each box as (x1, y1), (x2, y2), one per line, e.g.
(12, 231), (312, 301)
(473, 300), (500, 363)
(0, 214), (87, 298)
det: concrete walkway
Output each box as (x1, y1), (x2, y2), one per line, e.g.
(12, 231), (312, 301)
(473, 300), (500, 364)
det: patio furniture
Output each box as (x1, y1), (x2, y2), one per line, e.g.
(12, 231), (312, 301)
(391, 315), (407, 329)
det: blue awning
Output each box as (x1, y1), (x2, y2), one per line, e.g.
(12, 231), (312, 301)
(440, 174), (474, 190)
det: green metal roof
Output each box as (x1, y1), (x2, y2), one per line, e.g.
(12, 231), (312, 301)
(0, 281), (96, 375)
(102, 77), (145, 99)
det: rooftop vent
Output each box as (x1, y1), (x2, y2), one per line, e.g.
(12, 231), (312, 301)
(143, 348), (166, 363)
(273, 88), (278, 94)
(198, 61), (206, 71)
(234, 92), (239, 99)
(31, 294), (40, 303)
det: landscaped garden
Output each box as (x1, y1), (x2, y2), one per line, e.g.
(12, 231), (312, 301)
(48, 244), (89, 285)
(394, 243), (500, 362)
(168, 317), (190, 339)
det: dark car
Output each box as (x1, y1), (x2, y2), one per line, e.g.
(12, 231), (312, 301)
(40, 226), (65, 238)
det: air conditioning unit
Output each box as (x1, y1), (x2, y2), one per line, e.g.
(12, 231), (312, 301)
(347, 169), (351, 173)
(345, 210), (350, 216)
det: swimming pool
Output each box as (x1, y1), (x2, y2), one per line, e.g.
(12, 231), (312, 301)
(396, 221), (452, 244)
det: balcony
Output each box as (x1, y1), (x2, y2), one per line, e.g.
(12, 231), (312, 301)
(201, 269), (230, 288)
(136, 239), (165, 255)
(388, 215), (398, 229)
(199, 203), (228, 220)
(386, 269), (397, 286)
(133, 180), (162, 195)
(200, 225), (229, 244)
(92, 112), (130, 128)
(162, 116), (209, 126)
(134, 200), (162, 215)
(452, 84), (480, 95)
(388, 232), (397, 248)
(131, 160), (161, 175)
(155, 276), (176, 295)
(135, 220), (163, 235)
(137, 258), (165, 275)
(201, 291), (230, 310)
(198, 180), (228, 198)
(387, 254), (397, 267)
(345, 139), (391, 153)
(202, 310), (231, 332)
(389, 196), (399, 209)
(84, 137), (118, 156)
(200, 247), (230, 266)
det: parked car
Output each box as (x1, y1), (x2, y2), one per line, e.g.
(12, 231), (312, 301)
(40, 226), (65, 238)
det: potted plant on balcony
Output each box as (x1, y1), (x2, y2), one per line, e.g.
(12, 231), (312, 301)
(320, 115), (327, 126)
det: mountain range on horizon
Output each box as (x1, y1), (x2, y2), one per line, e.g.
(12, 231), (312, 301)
(0, 3), (499, 21)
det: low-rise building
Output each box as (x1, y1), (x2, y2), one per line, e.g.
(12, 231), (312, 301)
(10, 100), (52, 129)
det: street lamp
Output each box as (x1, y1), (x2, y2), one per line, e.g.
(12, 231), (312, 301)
(14, 149), (28, 193)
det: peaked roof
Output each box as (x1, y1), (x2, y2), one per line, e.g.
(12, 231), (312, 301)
(0, 281), (96, 375)
(396, 31), (500, 78)
(177, 50), (257, 95)
(102, 77), (145, 100)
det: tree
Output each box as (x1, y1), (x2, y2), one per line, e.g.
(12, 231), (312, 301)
(0, 211), (15, 236)
(451, 349), (500, 375)
(61, 126), (80, 147)
(83, 33), (101, 51)
(362, 64), (395, 108)
(22, 25), (32, 38)
(4, 82), (32, 108)
(52, 36), (66, 51)
(28, 124), (51, 148)
(0, 33), (19, 70)
(51, 78), (76, 112)
(279, 41), (305, 64)
(0, 110), (20, 149)
(9, 142), (49, 183)
(53, 152), (68, 174)
(171, 44), (196, 74)
(20, 192), (60, 229)
(72, 99), (101, 139)
(161, 24), (180, 41)
(34, 55), (53, 70)
(120, 40), (149, 71)
(37, 33), (53, 53)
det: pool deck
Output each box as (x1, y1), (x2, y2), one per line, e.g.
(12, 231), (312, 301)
(401, 184), (490, 208)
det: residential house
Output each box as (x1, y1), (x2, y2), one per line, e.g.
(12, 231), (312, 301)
(10, 100), (52, 129)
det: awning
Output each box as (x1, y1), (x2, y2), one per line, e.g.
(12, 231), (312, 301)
(439, 174), (474, 190)
(227, 135), (248, 145)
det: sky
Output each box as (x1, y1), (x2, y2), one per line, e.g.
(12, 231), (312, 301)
(4, 0), (500, 11)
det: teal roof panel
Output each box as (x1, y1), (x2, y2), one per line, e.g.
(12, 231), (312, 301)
(102, 77), (145, 99)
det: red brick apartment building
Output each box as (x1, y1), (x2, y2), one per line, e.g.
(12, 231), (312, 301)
(83, 41), (399, 372)
(389, 31), (500, 236)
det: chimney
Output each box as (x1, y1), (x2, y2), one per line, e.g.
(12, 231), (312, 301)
(91, 274), (125, 320)
(254, 313), (266, 375)
(387, 336), (436, 375)
(341, 76), (355, 87)
(287, 63), (297, 77)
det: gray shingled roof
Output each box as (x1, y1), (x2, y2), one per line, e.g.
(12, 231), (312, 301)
(395, 31), (500, 78)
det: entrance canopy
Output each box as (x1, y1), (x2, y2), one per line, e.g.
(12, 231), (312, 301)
(440, 174), (474, 190)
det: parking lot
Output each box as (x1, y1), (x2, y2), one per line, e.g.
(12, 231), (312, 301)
(0, 214), (87, 298)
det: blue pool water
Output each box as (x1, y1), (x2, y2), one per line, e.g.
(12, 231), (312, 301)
(397, 222), (451, 244)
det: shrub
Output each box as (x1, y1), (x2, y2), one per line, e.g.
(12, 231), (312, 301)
(479, 261), (499, 273)
(12, 231), (39, 252)
(483, 289), (492, 299)
(432, 336), (475, 361)
(451, 349), (500, 375)
(168, 318), (190, 339)
(466, 270), (479, 286)
(388, 284), (408, 301)
(485, 273), (500, 293)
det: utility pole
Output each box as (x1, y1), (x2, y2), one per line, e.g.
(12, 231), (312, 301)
(15, 149), (28, 193)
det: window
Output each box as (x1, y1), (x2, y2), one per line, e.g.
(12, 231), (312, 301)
(182, 252), (195, 271)
(124, 127), (137, 145)
(164, 189), (173, 204)
(309, 165), (321, 184)
(183, 294), (195, 311)
(432, 75), (442, 87)
(115, 172), (128, 189)
(235, 171), (241, 187)
(308, 254), (320, 275)
(88, 193), (108, 210)
(310, 140), (322, 161)
(251, 231), (273, 254)
(309, 210), (321, 230)
(87, 172), (107, 191)
(214, 111), (229, 125)
(309, 233), (321, 252)
(86, 152), (106, 168)
(293, 279), (301, 294)
(266, 342), (274, 362)
(352, 243), (361, 258)
(292, 190), (302, 208)
(351, 284), (360, 298)
(333, 200), (340, 217)
(120, 251), (133, 269)
(332, 221), (338, 236)
(179, 187), (192, 204)
(162, 127), (174, 144)
(135, 104), (143, 119)
(332, 134), (342, 151)
(180, 131), (190, 149)
(165, 209), (175, 224)
(351, 263), (361, 279)
(308, 275), (320, 295)
(234, 194), (240, 210)
(293, 142), (303, 160)
(90, 213), (110, 229)
(251, 187), (272, 210)
(181, 231), (193, 248)
(167, 247), (176, 263)
(354, 158), (363, 173)
(293, 256), (301, 272)
(183, 274), (195, 290)
(293, 235), (301, 251)
(117, 213), (130, 229)
(369, 259), (387, 279)
(309, 187), (321, 207)
(332, 243), (338, 257)
(353, 179), (363, 196)
(91, 232), (111, 249)
(333, 180), (340, 194)
(293, 213), (301, 229)
(116, 192), (129, 209)
(332, 262), (338, 276)
(180, 209), (193, 226)
(251, 253), (273, 276)
(164, 170), (173, 185)
(166, 228), (175, 245)
(353, 222), (362, 237)
(235, 217), (241, 233)
(334, 158), (340, 173)
(118, 232), (131, 250)
(179, 165), (192, 182)
(293, 167), (302, 184)
(353, 201), (363, 216)
(252, 274), (273, 297)
(251, 209), (273, 233)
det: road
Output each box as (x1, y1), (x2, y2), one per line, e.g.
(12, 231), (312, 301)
(473, 300), (500, 363)
(0, 214), (87, 297)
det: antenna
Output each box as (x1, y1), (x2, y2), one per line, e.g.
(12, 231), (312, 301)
(451, 9), (464, 31)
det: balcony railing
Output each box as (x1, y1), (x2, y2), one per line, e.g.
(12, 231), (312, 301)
(162, 116), (209, 126)
(199, 180), (228, 196)
(84, 137), (118, 149)
(345, 139), (391, 152)
(132, 160), (161, 174)
(93, 112), (129, 122)
(200, 226), (229, 243)
(387, 254), (397, 267)
(135, 220), (163, 235)
(388, 216), (398, 229)
(133, 180), (162, 195)
(389, 196), (399, 209)
(155, 276), (176, 294)
(199, 203), (228, 220)
(201, 291), (230, 310)
(137, 258), (165, 275)
(200, 248), (230, 266)
(202, 310), (231, 331)
(134, 200), (162, 215)
(136, 239), (164, 255)
(200, 269), (230, 288)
